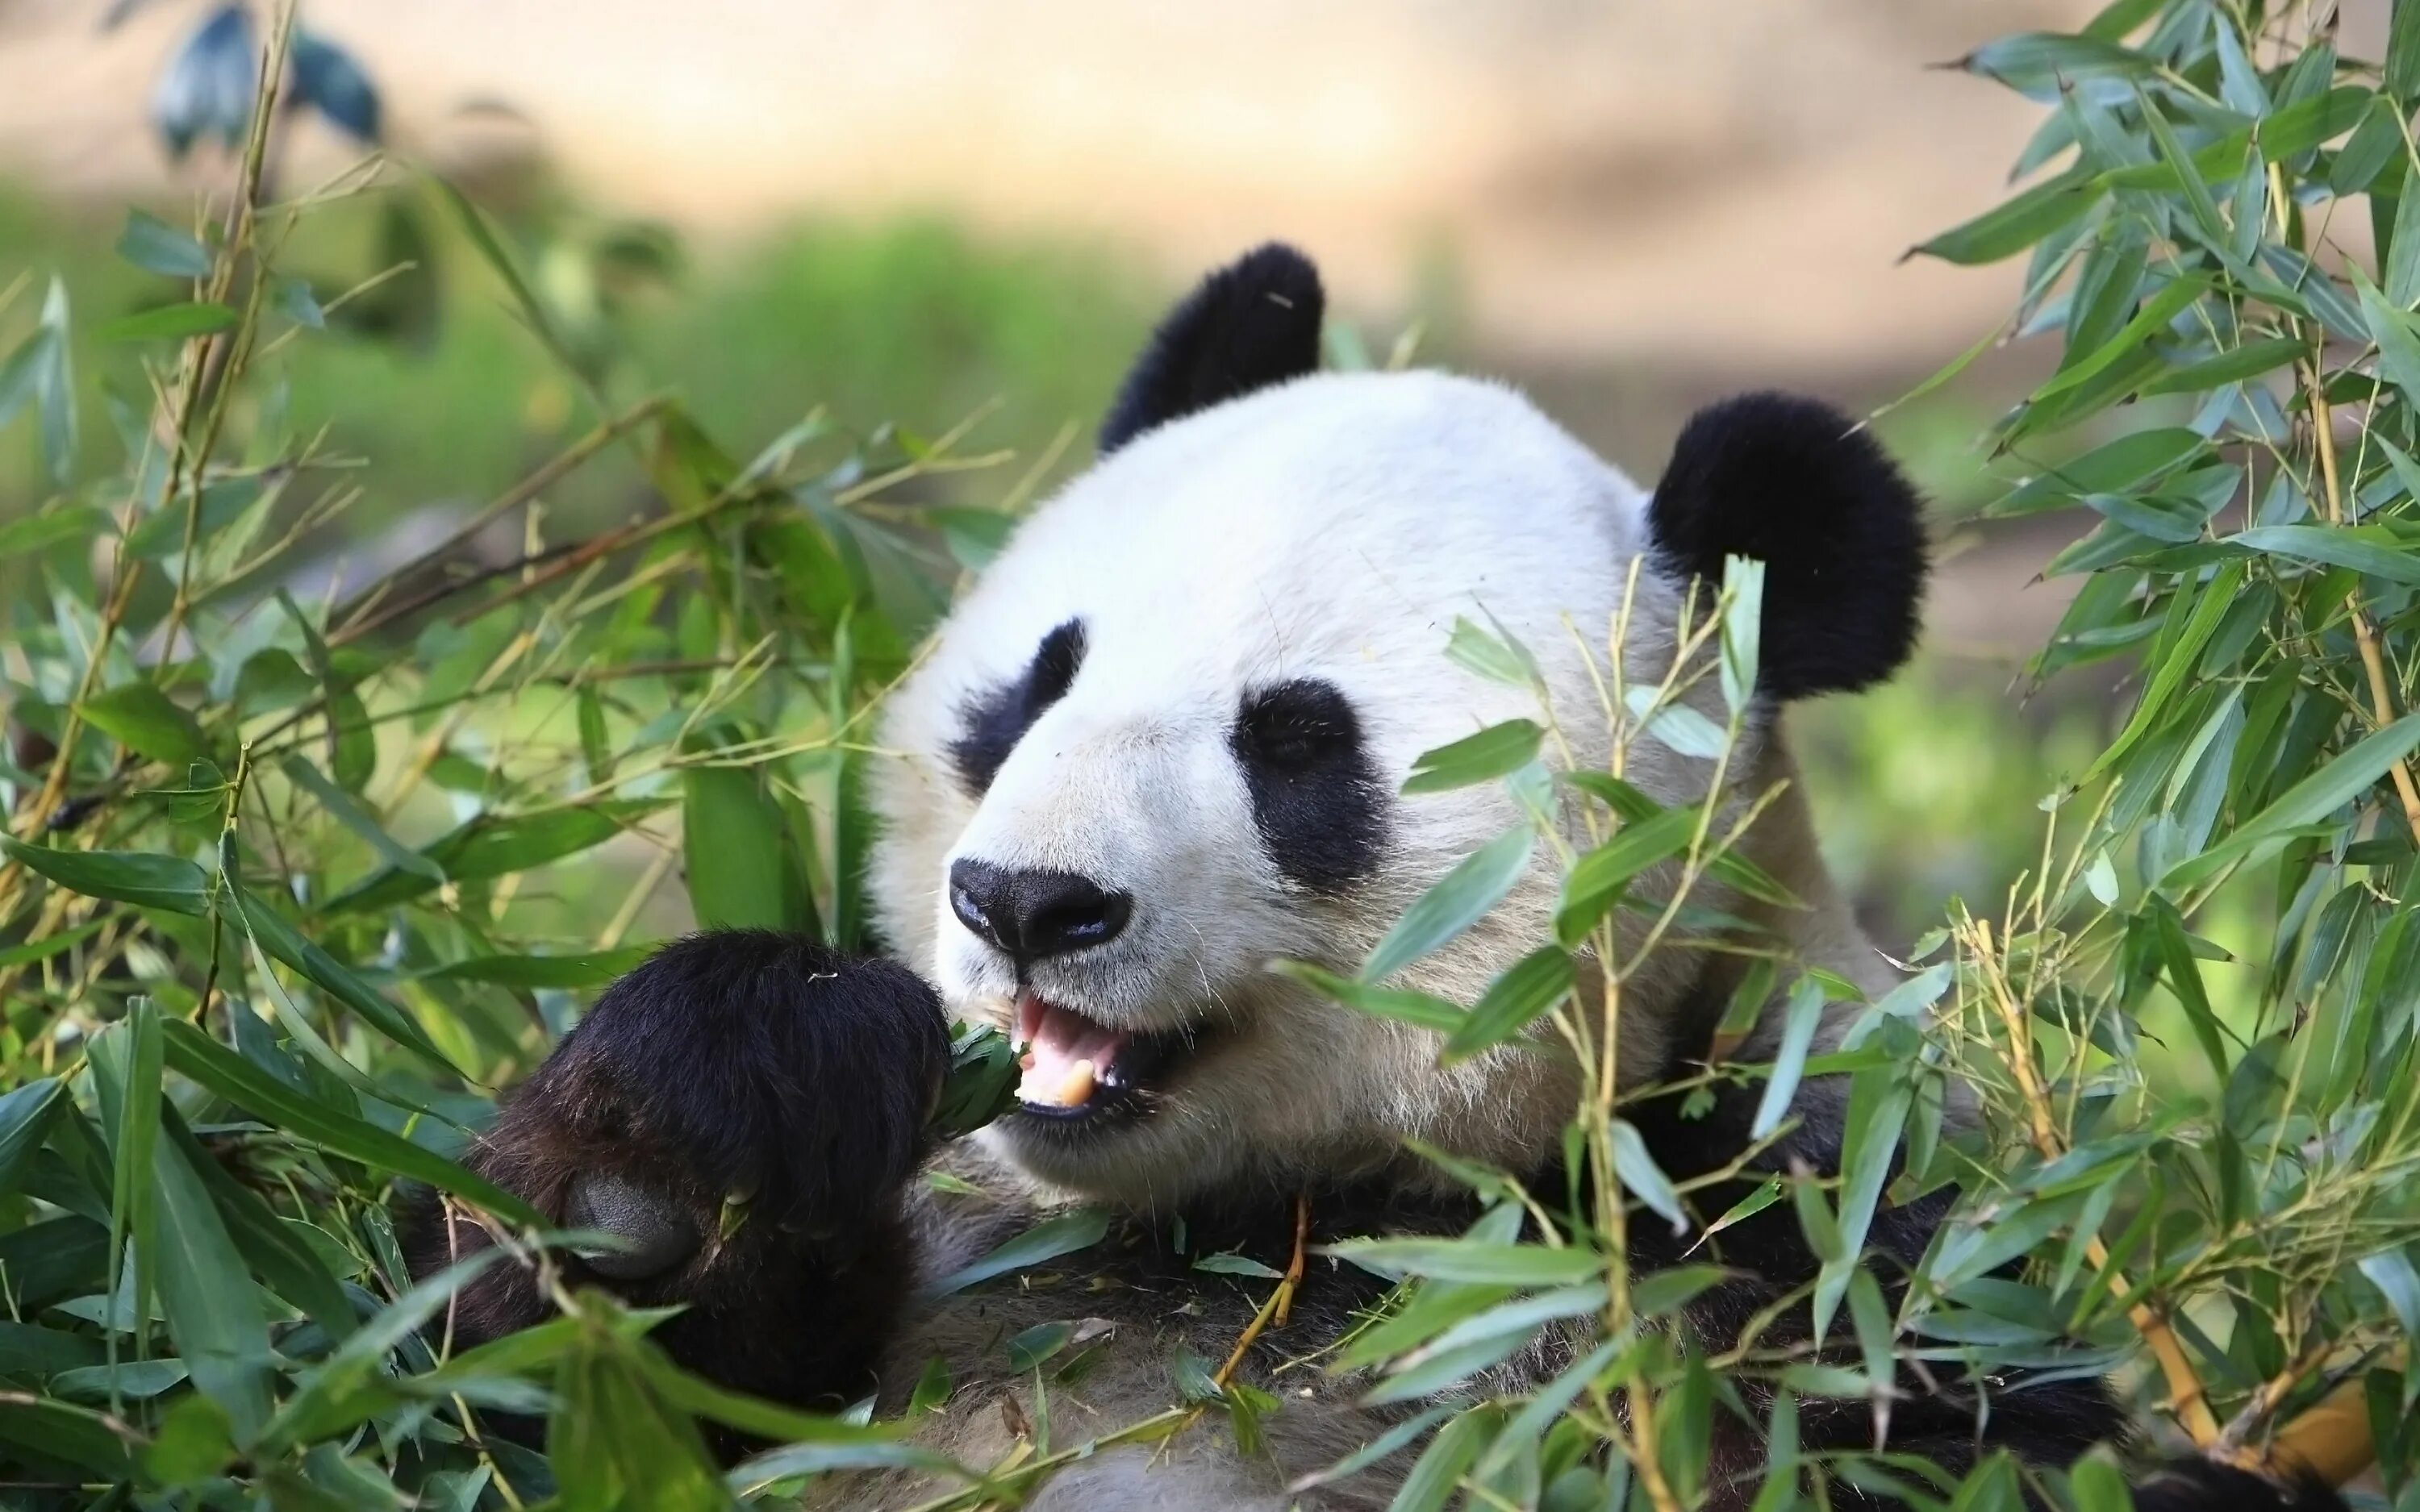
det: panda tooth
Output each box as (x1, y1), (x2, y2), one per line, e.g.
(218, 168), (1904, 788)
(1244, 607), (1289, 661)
(1058, 1058), (1097, 1106)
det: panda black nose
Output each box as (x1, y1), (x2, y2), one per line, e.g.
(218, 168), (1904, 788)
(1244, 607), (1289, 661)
(949, 860), (1132, 962)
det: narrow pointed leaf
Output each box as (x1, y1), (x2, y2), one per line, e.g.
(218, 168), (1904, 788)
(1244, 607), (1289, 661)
(1362, 826), (1534, 984)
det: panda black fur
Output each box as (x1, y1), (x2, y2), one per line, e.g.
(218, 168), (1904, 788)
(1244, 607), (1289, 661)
(407, 246), (2339, 1512)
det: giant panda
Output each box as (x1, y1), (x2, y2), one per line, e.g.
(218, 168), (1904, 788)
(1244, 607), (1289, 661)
(408, 245), (2335, 1512)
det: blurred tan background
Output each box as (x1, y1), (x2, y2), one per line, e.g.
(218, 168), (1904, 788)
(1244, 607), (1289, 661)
(2, 0), (2085, 375)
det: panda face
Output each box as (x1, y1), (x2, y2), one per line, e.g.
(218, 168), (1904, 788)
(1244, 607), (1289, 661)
(870, 369), (1724, 1201)
(870, 246), (1924, 1204)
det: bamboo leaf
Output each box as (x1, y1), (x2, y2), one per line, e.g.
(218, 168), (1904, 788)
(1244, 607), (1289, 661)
(1609, 1118), (1687, 1235)
(923, 1209), (1111, 1300)
(1909, 165), (2098, 265)
(0, 832), (208, 914)
(423, 948), (653, 989)
(1567, 771), (1797, 906)
(2133, 337), (2306, 397)
(94, 1009), (273, 1440)
(160, 1105), (354, 1343)
(0, 329), (49, 434)
(35, 278), (74, 485)
(2163, 713), (2420, 889)
(1554, 803), (1699, 948)
(0, 504), (109, 556)
(2389, 186), (2420, 313)
(1362, 826), (1534, 985)
(2147, 895), (2233, 1076)
(280, 753), (443, 881)
(2139, 93), (2227, 245)
(2031, 277), (2201, 402)
(2360, 265), (2420, 407)
(2081, 561), (2243, 783)
(91, 1003), (164, 1374)
(1994, 428), (2205, 516)
(2392, 0), (2420, 101)
(115, 209), (213, 277)
(1957, 32), (2156, 98)
(1750, 979), (1831, 1140)
(97, 301), (239, 343)
(1269, 960), (1466, 1034)
(0, 1079), (62, 1205)
(1625, 686), (1729, 760)
(1403, 719), (1543, 795)
(229, 872), (460, 1073)
(2357, 1248), (2420, 1336)
(2226, 525), (2420, 585)
(426, 171), (586, 378)
(1322, 1239), (1603, 1287)
(1442, 945), (1575, 1062)
(80, 681), (211, 766)
(1721, 555), (1764, 713)
(324, 800), (658, 914)
(1385, 1404), (1505, 1512)
(682, 751), (814, 933)
(158, 1018), (538, 1225)
(259, 1250), (507, 1448)
(0, 1397), (135, 1480)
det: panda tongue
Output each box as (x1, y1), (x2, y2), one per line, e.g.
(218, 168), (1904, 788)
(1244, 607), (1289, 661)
(1016, 994), (1129, 1106)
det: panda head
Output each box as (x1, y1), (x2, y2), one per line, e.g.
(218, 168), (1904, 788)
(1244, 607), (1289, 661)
(868, 244), (1926, 1204)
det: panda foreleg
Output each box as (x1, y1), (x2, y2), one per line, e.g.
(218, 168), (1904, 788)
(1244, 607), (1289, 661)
(399, 931), (949, 1452)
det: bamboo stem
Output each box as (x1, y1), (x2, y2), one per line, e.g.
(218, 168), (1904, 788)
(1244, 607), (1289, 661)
(0, 8), (296, 912)
(1968, 918), (2225, 1447)
(1215, 1192), (1311, 1388)
(2309, 373), (2420, 843)
(2218, 1341), (2334, 1456)
(1275, 1191), (1308, 1329)
(327, 394), (671, 644)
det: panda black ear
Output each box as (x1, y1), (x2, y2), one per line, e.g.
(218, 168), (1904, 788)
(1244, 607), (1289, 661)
(1646, 392), (1928, 701)
(1098, 243), (1324, 454)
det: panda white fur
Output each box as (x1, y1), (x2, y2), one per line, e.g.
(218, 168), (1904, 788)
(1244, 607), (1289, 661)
(411, 246), (2330, 1512)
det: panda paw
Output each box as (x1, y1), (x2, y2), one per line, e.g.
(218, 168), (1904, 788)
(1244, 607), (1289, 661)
(405, 931), (949, 1418)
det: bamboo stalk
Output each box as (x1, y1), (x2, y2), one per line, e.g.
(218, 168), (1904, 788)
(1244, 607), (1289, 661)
(1215, 1192), (1311, 1387)
(327, 394), (671, 644)
(1967, 919), (2226, 1447)
(2218, 1341), (2335, 1456)
(2309, 376), (2420, 845)
(0, 6), (297, 912)
(2248, 371), (2396, 1491)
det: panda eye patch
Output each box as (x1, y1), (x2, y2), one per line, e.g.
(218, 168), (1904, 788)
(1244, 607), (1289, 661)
(1231, 679), (1385, 891)
(1235, 681), (1355, 768)
(949, 619), (1087, 796)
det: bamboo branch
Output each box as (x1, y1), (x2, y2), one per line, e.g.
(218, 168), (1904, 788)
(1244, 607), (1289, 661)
(2309, 373), (2420, 843)
(1215, 1192), (1311, 1387)
(0, 7), (297, 913)
(326, 394), (671, 644)
(1967, 918), (2225, 1447)
(2216, 1340), (2335, 1456)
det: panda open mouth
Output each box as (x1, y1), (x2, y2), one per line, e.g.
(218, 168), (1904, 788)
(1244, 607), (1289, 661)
(1012, 993), (1197, 1121)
